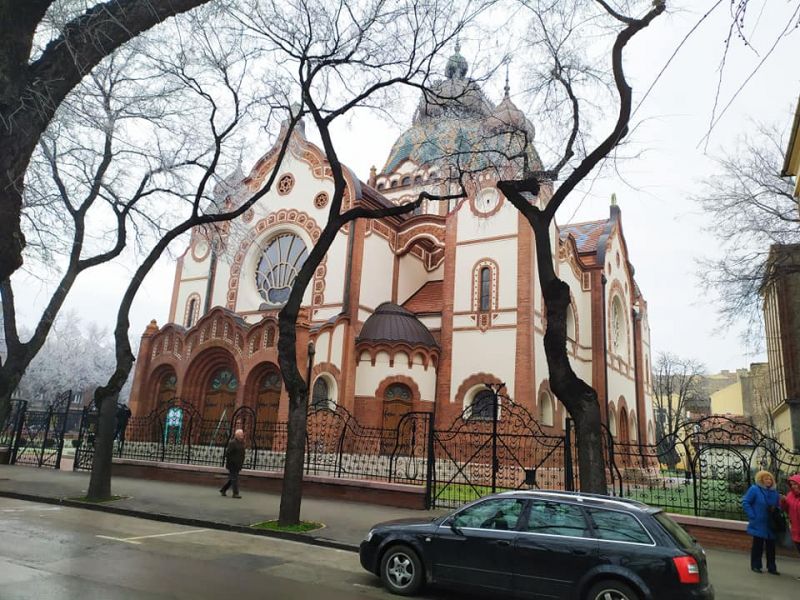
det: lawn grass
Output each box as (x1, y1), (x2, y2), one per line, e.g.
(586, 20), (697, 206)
(68, 495), (128, 504)
(250, 520), (324, 533)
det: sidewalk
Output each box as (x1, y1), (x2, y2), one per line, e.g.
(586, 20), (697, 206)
(0, 464), (441, 549)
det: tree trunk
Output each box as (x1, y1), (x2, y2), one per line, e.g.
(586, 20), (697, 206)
(530, 212), (607, 494)
(87, 390), (117, 500)
(276, 224), (339, 526)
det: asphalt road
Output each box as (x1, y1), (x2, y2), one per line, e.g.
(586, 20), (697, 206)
(0, 497), (798, 599)
(0, 497), (405, 600)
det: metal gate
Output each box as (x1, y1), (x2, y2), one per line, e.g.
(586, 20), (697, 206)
(10, 394), (72, 469)
(430, 386), (572, 508)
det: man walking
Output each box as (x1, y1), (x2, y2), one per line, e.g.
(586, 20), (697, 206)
(220, 429), (245, 499)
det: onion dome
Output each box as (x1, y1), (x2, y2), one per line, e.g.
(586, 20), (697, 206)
(488, 72), (532, 135)
(445, 42), (469, 80)
(357, 302), (438, 347)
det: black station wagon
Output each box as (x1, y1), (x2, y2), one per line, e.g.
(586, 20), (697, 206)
(360, 490), (714, 600)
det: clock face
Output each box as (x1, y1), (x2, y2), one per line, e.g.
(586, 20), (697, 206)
(475, 188), (500, 215)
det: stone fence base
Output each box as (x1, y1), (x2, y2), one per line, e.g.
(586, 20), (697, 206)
(670, 514), (798, 557)
(112, 458), (427, 509)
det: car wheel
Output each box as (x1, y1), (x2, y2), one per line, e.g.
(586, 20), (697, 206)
(585, 580), (641, 600)
(380, 544), (424, 596)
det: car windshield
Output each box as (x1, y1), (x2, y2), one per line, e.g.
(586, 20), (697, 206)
(653, 511), (695, 550)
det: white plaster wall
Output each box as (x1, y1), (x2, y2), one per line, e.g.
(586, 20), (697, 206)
(397, 253), (430, 305)
(359, 234), (394, 310)
(174, 280), (207, 327)
(330, 323), (345, 367)
(315, 331), (331, 363)
(355, 352), (437, 401)
(181, 247), (211, 279)
(453, 238), (518, 313)
(450, 329), (517, 400)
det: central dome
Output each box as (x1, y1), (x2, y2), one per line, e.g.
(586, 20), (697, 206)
(379, 48), (541, 177)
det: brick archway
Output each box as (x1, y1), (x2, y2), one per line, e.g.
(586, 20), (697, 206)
(183, 346), (239, 421)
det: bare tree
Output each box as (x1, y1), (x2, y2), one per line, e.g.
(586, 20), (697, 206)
(696, 121), (799, 344)
(0, 43), (186, 424)
(489, 0), (666, 493)
(229, 0), (488, 526)
(652, 352), (706, 431)
(0, 0), (219, 282)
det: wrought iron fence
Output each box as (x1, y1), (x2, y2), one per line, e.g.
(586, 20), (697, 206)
(74, 399), (433, 488)
(609, 415), (800, 520)
(66, 394), (800, 520)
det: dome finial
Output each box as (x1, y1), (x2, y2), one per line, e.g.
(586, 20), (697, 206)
(504, 61), (510, 98)
(445, 40), (468, 79)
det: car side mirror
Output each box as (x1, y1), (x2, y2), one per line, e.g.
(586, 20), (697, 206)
(448, 518), (464, 536)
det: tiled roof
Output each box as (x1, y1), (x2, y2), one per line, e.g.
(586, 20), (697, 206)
(559, 219), (610, 254)
(403, 281), (443, 314)
(357, 302), (438, 347)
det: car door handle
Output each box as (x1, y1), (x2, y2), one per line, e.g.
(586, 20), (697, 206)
(570, 549), (589, 556)
(493, 540), (512, 547)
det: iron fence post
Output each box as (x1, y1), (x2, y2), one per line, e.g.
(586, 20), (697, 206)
(491, 385), (499, 494)
(424, 412), (435, 509)
(73, 407), (87, 471)
(335, 413), (348, 478)
(564, 418), (574, 491)
(39, 405), (54, 468)
(10, 400), (28, 465)
(54, 402), (71, 470)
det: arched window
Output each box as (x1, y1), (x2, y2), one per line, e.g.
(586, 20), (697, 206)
(401, 176), (411, 186)
(647, 421), (655, 444)
(479, 267), (491, 312)
(414, 175), (423, 184)
(312, 377), (331, 411)
(629, 411), (638, 442)
(428, 171), (437, 180)
(255, 233), (308, 306)
(469, 389), (496, 421)
(539, 392), (554, 427)
(184, 294), (200, 328)
(390, 179), (398, 188)
(157, 371), (177, 406)
(611, 296), (627, 356)
(377, 182), (385, 190)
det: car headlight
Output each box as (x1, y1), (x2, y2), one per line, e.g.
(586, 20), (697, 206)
(364, 529), (375, 542)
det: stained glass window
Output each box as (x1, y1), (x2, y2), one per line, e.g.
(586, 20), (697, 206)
(385, 383), (412, 402)
(210, 368), (238, 391)
(255, 233), (309, 306)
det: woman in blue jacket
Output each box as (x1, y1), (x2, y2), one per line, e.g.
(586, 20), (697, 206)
(742, 470), (781, 574)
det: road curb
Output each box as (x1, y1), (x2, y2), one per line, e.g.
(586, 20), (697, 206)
(0, 490), (360, 553)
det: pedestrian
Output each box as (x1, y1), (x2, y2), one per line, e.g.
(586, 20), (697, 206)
(780, 473), (800, 579)
(742, 470), (781, 575)
(220, 429), (245, 499)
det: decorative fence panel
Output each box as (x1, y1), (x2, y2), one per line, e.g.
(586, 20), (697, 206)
(68, 395), (800, 519)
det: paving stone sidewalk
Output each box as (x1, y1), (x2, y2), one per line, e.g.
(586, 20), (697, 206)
(0, 464), (443, 548)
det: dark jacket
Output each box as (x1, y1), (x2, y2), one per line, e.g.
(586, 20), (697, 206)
(225, 438), (245, 471)
(742, 483), (780, 539)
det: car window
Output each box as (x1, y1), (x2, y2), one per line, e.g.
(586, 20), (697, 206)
(653, 512), (695, 550)
(586, 508), (652, 544)
(522, 500), (589, 537)
(451, 498), (525, 531)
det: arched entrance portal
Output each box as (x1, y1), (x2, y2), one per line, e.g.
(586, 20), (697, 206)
(204, 367), (238, 430)
(256, 371), (282, 449)
(381, 383), (412, 454)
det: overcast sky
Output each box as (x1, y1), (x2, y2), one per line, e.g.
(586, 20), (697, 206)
(10, 0), (800, 375)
